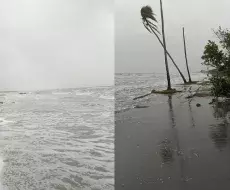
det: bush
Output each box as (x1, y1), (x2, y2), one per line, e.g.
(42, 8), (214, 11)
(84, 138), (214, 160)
(210, 75), (230, 97)
(202, 27), (230, 98)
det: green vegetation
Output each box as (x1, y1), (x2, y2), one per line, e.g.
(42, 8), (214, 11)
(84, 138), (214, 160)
(202, 27), (230, 98)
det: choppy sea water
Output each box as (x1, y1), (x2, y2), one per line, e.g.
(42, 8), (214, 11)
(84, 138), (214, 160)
(0, 86), (114, 190)
(115, 72), (206, 113)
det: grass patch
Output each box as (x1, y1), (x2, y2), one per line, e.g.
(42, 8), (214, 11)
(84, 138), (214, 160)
(151, 88), (182, 95)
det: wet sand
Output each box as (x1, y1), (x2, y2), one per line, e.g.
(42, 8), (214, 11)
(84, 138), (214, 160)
(115, 95), (230, 190)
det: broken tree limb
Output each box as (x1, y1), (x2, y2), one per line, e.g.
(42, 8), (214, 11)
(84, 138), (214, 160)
(133, 93), (152, 100)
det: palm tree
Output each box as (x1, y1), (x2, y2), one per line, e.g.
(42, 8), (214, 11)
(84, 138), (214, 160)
(141, 5), (187, 84)
(183, 27), (192, 83)
(160, 0), (171, 90)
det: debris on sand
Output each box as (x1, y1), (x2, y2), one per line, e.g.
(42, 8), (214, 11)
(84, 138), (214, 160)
(196, 103), (201, 107)
(134, 105), (149, 109)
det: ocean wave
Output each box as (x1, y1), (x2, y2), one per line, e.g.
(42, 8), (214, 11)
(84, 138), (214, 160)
(75, 91), (93, 96)
(99, 95), (114, 100)
(115, 107), (133, 114)
(0, 118), (14, 125)
(101, 112), (113, 118)
(52, 92), (72, 95)
(0, 88), (114, 189)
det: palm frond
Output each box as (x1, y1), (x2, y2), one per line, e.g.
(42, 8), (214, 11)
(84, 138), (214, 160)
(141, 6), (157, 23)
(143, 22), (152, 33)
(148, 21), (160, 35)
(141, 5), (159, 34)
(149, 24), (160, 35)
(147, 20), (158, 29)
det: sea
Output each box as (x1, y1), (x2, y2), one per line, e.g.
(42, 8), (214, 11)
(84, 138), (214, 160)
(0, 86), (114, 190)
(0, 72), (207, 189)
(115, 72), (206, 114)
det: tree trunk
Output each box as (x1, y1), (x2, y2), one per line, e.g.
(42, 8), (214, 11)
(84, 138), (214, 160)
(183, 27), (192, 82)
(149, 27), (187, 83)
(160, 0), (171, 90)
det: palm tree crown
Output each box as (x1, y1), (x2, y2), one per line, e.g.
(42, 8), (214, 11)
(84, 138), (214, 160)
(140, 5), (188, 84)
(141, 6), (160, 34)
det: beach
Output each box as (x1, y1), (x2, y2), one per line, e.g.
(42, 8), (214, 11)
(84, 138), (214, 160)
(115, 94), (230, 190)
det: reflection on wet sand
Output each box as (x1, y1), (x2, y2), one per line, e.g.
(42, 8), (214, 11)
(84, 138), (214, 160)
(167, 96), (188, 182)
(188, 101), (195, 128)
(116, 96), (230, 190)
(157, 96), (175, 166)
(209, 100), (230, 151)
(209, 123), (228, 151)
(168, 95), (176, 128)
(158, 138), (174, 165)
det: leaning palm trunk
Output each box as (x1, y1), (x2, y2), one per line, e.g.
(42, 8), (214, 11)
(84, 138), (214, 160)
(183, 27), (192, 82)
(149, 26), (187, 83)
(160, 0), (171, 90)
(141, 5), (187, 84)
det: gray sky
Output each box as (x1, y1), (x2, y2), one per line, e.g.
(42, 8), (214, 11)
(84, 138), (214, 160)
(115, 0), (230, 74)
(0, 0), (113, 91)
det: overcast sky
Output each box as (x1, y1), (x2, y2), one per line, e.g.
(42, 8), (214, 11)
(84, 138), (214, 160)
(115, 0), (230, 74)
(0, 0), (113, 91)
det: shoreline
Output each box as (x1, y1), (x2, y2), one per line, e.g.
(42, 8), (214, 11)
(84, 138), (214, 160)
(0, 156), (4, 189)
(116, 81), (212, 115)
(115, 95), (230, 190)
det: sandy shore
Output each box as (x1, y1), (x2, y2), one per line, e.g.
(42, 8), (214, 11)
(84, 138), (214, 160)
(115, 94), (230, 190)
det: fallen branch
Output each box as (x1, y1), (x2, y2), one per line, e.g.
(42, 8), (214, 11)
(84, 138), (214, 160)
(133, 88), (182, 100)
(133, 93), (152, 100)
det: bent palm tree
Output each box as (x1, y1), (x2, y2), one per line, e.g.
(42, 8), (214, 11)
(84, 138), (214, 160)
(183, 27), (192, 82)
(159, 0), (171, 90)
(141, 5), (187, 84)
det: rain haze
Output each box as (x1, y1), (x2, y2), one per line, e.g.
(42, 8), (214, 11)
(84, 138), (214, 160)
(0, 0), (113, 91)
(115, 0), (230, 74)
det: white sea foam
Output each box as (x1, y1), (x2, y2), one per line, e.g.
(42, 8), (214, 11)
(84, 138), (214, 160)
(0, 88), (114, 189)
(52, 92), (72, 95)
(99, 95), (114, 100)
(75, 91), (92, 96)
(0, 118), (14, 125)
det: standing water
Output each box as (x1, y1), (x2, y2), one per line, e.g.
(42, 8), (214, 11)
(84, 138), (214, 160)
(0, 86), (114, 190)
(115, 72), (230, 190)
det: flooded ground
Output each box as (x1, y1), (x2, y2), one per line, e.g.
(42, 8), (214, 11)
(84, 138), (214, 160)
(115, 95), (230, 190)
(0, 87), (114, 190)
(115, 72), (205, 113)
